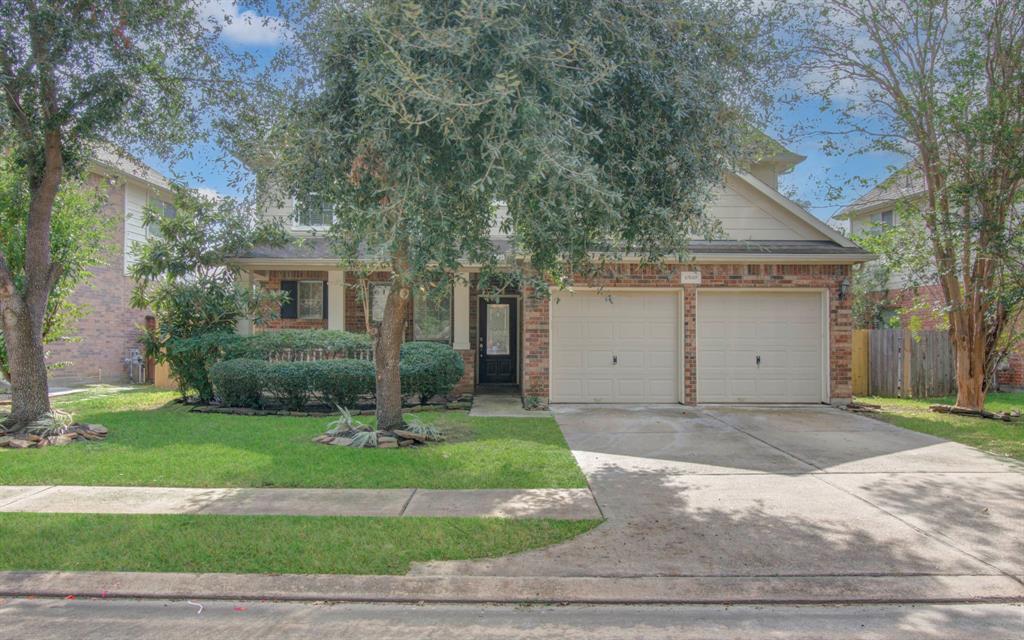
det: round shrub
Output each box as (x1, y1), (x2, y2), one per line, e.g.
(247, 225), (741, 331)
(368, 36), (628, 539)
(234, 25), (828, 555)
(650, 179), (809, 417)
(209, 359), (268, 408)
(264, 361), (316, 411)
(400, 341), (465, 403)
(308, 359), (375, 409)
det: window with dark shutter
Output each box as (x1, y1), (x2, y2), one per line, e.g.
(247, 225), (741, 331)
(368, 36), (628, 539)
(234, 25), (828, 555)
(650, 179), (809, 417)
(280, 280), (298, 319)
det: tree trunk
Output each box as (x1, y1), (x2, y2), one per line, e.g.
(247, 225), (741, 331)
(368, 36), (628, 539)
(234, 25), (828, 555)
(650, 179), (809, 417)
(952, 323), (987, 411)
(374, 282), (411, 430)
(0, 301), (51, 431)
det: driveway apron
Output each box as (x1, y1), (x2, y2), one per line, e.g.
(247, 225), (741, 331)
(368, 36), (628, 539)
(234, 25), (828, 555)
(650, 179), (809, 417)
(410, 405), (1023, 587)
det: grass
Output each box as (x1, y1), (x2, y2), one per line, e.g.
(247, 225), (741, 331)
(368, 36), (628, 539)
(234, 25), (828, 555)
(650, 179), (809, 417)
(0, 389), (587, 489)
(859, 391), (1024, 461)
(0, 512), (599, 575)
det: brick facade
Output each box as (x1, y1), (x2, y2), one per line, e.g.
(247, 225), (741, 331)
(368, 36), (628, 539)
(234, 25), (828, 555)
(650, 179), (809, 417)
(521, 263), (853, 405)
(46, 174), (151, 386)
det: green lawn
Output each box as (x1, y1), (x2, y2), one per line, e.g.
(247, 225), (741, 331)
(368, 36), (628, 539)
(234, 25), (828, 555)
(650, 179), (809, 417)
(0, 513), (598, 574)
(0, 389), (587, 489)
(859, 391), (1024, 461)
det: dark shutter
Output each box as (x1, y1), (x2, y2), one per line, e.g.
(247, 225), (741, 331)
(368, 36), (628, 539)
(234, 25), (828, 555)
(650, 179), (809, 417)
(280, 280), (298, 319)
(322, 281), (329, 320)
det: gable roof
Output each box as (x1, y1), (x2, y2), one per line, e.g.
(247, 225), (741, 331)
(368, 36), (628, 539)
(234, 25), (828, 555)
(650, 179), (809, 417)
(90, 146), (172, 192)
(733, 172), (859, 248)
(836, 163), (926, 219)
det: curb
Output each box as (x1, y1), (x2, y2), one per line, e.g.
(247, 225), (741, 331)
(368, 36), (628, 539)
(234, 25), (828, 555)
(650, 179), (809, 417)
(1, 571), (1022, 605)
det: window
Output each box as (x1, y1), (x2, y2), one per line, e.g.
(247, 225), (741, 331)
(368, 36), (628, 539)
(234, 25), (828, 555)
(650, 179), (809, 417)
(370, 285), (390, 323)
(413, 287), (452, 342)
(294, 199), (333, 228)
(870, 209), (894, 227)
(147, 198), (176, 237)
(486, 304), (510, 354)
(298, 281), (324, 319)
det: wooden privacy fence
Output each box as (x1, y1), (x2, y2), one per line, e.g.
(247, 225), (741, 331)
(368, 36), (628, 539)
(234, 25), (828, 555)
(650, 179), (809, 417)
(852, 329), (956, 398)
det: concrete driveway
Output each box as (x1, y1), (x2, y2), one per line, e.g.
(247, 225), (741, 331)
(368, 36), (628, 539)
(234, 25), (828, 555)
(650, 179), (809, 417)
(412, 405), (1024, 601)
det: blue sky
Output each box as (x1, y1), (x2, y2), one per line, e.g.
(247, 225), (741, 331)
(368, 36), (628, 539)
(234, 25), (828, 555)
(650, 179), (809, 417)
(144, 2), (906, 225)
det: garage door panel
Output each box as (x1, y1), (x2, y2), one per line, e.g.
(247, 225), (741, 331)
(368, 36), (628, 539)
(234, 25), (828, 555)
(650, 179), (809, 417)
(551, 291), (680, 403)
(697, 291), (825, 404)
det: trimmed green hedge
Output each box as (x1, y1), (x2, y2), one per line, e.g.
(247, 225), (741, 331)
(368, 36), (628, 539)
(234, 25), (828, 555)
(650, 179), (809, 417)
(225, 330), (372, 360)
(204, 339), (464, 411)
(308, 359), (375, 409)
(209, 359), (268, 408)
(401, 341), (465, 403)
(263, 361), (316, 412)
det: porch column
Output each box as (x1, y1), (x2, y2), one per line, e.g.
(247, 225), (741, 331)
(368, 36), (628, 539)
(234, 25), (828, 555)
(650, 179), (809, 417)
(453, 275), (471, 350)
(328, 269), (345, 331)
(235, 270), (254, 336)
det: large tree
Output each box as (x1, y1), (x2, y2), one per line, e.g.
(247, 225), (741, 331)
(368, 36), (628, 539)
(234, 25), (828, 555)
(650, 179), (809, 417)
(795, 0), (1024, 410)
(265, 0), (781, 428)
(0, 1), (246, 431)
(0, 151), (108, 383)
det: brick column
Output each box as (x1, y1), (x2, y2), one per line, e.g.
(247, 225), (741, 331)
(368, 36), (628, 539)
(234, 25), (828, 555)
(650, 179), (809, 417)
(521, 287), (550, 404)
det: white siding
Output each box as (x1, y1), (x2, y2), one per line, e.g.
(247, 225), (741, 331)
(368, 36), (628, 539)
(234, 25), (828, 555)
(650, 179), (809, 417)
(705, 176), (819, 241)
(123, 182), (150, 274)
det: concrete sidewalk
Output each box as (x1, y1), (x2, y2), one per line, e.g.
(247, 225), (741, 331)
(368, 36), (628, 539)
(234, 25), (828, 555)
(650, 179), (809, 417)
(0, 485), (601, 520)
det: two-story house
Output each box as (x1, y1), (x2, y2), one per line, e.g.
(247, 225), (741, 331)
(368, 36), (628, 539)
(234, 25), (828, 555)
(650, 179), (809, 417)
(228, 144), (873, 406)
(838, 169), (1023, 389)
(46, 149), (175, 386)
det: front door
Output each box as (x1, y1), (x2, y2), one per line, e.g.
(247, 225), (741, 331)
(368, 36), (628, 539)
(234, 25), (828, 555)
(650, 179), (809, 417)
(478, 297), (518, 384)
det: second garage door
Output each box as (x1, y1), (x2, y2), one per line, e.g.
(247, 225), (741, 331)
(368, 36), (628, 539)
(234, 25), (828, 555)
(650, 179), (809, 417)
(697, 290), (826, 403)
(550, 291), (679, 403)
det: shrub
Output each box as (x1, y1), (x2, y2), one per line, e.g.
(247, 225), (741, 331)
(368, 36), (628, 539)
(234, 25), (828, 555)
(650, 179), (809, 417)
(308, 359), (376, 409)
(209, 359), (268, 408)
(160, 331), (242, 402)
(400, 341), (465, 403)
(225, 330), (372, 361)
(263, 361), (317, 411)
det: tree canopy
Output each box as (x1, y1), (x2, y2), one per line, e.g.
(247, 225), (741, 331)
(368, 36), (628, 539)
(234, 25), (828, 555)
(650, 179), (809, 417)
(255, 0), (785, 427)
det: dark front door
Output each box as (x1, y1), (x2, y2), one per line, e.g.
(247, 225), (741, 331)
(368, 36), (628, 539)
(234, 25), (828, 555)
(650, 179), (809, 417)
(478, 297), (517, 384)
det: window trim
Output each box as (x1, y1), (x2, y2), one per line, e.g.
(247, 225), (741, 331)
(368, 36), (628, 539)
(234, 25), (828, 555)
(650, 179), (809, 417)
(291, 197), (334, 230)
(297, 280), (325, 320)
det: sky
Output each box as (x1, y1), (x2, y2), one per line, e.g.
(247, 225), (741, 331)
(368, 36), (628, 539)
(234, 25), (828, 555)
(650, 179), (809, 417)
(143, 1), (906, 226)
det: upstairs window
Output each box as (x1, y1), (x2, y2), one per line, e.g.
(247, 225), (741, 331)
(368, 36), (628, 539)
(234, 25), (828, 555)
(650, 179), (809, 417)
(294, 198), (333, 228)
(146, 198), (176, 238)
(870, 209), (894, 227)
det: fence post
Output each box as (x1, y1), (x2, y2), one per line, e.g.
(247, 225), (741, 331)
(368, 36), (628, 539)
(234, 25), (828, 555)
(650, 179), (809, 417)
(852, 330), (869, 397)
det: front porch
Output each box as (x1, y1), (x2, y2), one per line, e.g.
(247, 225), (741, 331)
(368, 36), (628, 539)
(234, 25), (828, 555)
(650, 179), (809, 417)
(233, 265), (524, 398)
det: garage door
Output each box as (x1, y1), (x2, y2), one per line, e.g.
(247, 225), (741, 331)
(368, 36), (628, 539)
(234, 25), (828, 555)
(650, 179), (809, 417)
(550, 291), (679, 403)
(697, 290), (825, 403)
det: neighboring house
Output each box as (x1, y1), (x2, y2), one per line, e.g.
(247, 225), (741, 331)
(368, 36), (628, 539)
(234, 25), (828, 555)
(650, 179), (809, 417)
(229, 145), (874, 406)
(838, 170), (1024, 390)
(46, 149), (175, 386)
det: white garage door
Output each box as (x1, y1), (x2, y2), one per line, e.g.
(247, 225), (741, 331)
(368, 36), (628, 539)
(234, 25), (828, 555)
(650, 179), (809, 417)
(697, 290), (826, 403)
(551, 291), (679, 403)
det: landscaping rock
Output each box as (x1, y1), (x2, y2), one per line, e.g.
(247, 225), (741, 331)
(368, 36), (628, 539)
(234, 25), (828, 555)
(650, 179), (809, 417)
(398, 439), (414, 447)
(0, 436), (12, 447)
(378, 438), (398, 449)
(393, 429), (428, 443)
(7, 439), (31, 449)
(81, 424), (108, 435)
(330, 437), (353, 446)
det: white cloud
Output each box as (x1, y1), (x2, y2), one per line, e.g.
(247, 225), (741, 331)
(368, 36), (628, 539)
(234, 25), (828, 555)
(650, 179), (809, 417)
(196, 187), (225, 202)
(198, 1), (288, 47)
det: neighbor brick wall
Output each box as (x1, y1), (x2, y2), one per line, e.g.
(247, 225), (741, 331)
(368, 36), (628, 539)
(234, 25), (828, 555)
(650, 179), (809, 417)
(46, 173), (151, 386)
(521, 262), (853, 405)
